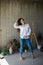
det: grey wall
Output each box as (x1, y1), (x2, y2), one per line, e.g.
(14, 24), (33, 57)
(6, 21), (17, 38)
(0, 0), (43, 46)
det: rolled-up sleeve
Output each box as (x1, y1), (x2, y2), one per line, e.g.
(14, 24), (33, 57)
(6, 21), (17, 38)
(27, 25), (31, 36)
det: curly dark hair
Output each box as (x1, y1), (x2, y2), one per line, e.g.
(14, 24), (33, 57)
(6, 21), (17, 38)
(17, 18), (24, 32)
(17, 18), (24, 25)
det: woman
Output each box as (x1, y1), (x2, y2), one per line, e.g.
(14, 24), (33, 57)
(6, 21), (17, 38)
(14, 18), (34, 60)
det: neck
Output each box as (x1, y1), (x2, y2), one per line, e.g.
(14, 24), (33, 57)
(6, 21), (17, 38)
(22, 23), (25, 25)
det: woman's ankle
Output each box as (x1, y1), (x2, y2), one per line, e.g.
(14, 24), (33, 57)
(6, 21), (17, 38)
(32, 53), (35, 59)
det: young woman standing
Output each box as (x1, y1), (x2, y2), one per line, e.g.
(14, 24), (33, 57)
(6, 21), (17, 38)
(14, 18), (34, 60)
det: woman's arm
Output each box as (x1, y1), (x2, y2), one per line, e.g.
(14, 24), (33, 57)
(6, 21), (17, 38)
(13, 22), (20, 29)
(27, 26), (31, 36)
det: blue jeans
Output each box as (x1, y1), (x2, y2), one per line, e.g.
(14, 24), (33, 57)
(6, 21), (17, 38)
(19, 38), (33, 55)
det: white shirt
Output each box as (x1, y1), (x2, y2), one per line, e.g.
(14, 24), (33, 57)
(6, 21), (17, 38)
(13, 22), (31, 39)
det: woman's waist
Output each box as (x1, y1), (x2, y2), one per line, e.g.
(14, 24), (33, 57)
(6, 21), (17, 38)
(20, 35), (30, 39)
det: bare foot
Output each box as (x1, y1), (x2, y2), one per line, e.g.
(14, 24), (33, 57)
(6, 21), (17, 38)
(19, 56), (24, 60)
(32, 54), (35, 59)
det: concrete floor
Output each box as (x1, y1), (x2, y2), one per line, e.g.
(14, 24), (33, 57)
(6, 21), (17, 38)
(4, 49), (43, 65)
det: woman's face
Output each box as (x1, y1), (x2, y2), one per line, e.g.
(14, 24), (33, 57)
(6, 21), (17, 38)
(20, 19), (25, 25)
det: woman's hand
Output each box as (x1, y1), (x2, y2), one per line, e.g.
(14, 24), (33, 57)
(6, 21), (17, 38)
(23, 35), (29, 38)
